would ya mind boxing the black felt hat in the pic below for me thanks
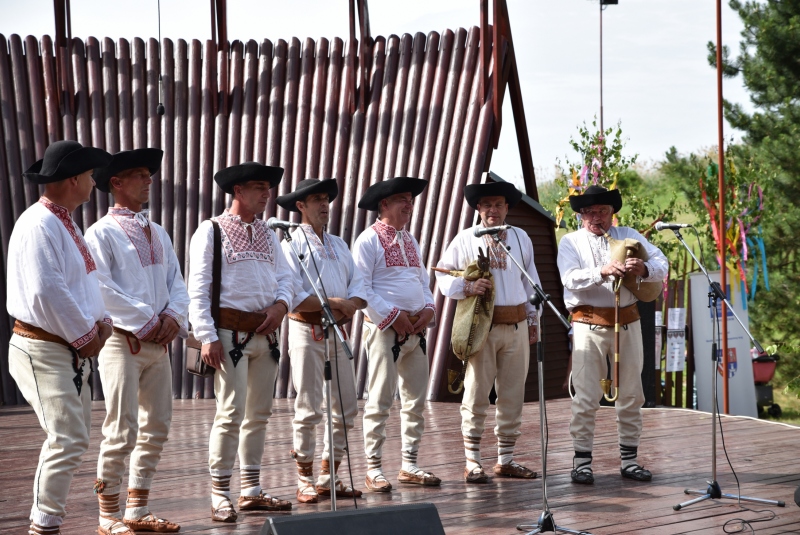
[23,140,112,185]
[92,148,164,193]
[568,185,623,213]
[464,181,522,209]
[214,162,284,194]
[276,179,339,212]
[357,177,428,211]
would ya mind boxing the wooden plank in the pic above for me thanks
[1,400,797,534]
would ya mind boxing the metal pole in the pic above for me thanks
[599,1,604,133]
[715,0,729,414]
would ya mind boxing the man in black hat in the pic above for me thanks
[436,178,542,484]
[7,140,113,535]
[85,149,188,534]
[187,162,295,522]
[557,185,667,485]
[276,179,367,504]
[352,177,440,492]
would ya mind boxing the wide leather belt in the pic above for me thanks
[13,320,70,348]
[364,314,420,325]
[288,311,348,327]
[218,307,267,333]
[572,304,640,327]
[491,304,527,325]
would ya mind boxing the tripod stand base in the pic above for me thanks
[517,511,592,534]
[673,480,785,511]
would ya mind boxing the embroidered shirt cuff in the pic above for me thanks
[161,308,185,326]
[102,316,114,327]
[527,314,538,327]
[135,314,160,340]
[591,267,605,285]
[274,299,290,314]
[641,261,654,281]
[377,307,400,331]
[71,324,98,349]
[198,332,219,345]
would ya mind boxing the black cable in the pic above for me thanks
[299,226,358,508]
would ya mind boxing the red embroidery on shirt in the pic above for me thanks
[300,225,337,261]
[39,198,97,274]
[372,220,420,268]
[109,208,164,267]
[482,229,508,270]
[377,307,400,331]
[215,212,275,265]
[71,323,98,349]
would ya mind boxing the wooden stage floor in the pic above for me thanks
[1,398,798,534]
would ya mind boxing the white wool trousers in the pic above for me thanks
[362,323,428,467]
[97,331,173,495]
[570,320,645,452]
[209,328,279,471]
[8,334,92,526]
[460,322,530,446]
[288,320,358,464]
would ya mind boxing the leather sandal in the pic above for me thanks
[365,473,393,493]
[493,461,538,479]
[237,492,292,511]
[570,466,594,485]
[621,464,652,482]
[296,484,319,504]
[398,469,441,486]
[30,523,61,535]
[317,478,363,498]
[123,512,179,533]
[97,517,135,534]
[464,464,490,484]
[210,499,238,523]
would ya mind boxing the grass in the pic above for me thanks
[760,386,800,426]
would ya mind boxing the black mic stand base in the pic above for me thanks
[675,481,785,511]
[517,511,592,535]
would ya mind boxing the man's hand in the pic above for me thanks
[256,303,287,335]
[411,308,435,335]
[528,325,538,345]
[78,328,105,359]
[625,257,648,277]
[153,315,181,345]
[329,297,358,319]
[98,321,113,345]
[391,311,414,339]
[464,278,493,297]
[202,340,224,369]
[140,319,162,343]
[600,259,627,279]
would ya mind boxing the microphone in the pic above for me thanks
[473,224,509,237]
[655,221,692,231]
[267,217,300,231]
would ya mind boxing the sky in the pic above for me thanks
[0,0,752,187]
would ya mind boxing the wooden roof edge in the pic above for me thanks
[487,171,557,224]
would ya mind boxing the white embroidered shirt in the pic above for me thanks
[281,225,367,310]
[6,199,111,349]
[188,211,296,344]
[352,220,435,331]
[85,207,190,339]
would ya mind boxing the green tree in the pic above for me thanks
[708,1,800,390]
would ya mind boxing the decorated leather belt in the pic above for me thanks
[288,311,348,327]
[572,304,640,327]
[364,314,420,325]
[218,308,267,333]
[492,304,527,325]
[13,320,70,348]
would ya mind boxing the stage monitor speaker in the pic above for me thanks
[261,503,445,535]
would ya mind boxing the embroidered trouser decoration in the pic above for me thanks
[391,335,407,362]
[72,351,93,397]
[418,332,426,355]
[268,332,280,363]
[229,331,254,367]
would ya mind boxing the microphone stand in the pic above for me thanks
[668,228,784,511]
[483,232,591,534]
[281,228,354,512]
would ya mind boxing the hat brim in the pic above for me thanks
[24,147,113,185]
[276,179,339,212]
[358,177,428,211]
[464,182,522,210]
[214,163,284,194]
[569,189,623,213]
[93,148,164,193]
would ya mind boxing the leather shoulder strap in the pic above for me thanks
[211,220,222,324]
